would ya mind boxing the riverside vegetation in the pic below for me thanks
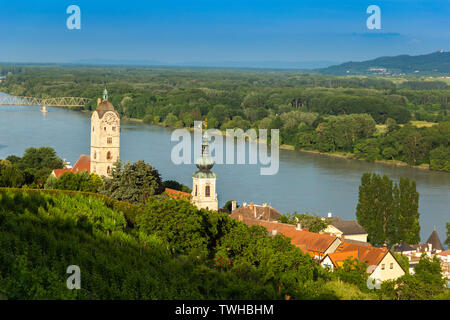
[1,65,449,171]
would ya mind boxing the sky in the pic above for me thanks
[0,0,449,66]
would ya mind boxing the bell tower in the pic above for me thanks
[192,119,218,211]
[90,89,120,177]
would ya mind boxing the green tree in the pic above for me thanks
[430,145,450,171]
[446,222,450,247]
[101,160,164,204]
[278,212,330,233]
[334,258,369,291]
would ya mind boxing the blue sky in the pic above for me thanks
[0,0,449,65]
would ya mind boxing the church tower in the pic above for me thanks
[192,120,218,211]
[90,89,120,177]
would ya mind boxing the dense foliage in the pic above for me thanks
[0,189,379,300]
[356,173,420,247]
[278,212,330,233]
[0,147,64,188]
[100,160,164,204]
[45,171,103,193]
[1,65,449,170]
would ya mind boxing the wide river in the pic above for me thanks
[0,92,449,245]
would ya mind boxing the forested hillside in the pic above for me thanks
[0,65,449,170]
[320,51,450,75]
[0,189,378,300]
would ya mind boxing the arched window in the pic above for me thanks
[94,152,97,160]
[93,126,95,132]
[194,185,198,196]
[205,185,210,197]
[107,166,111,174]
[107,151,112,160]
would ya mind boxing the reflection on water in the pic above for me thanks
[0,94,449,244]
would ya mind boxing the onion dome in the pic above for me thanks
[193,129,217,179]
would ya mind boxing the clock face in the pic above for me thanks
[104,113,116,125]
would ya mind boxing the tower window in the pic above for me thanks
[112,126,116,131]
[205,185,210,197]
[107,166,111,174]
[107,151,112,160]
[194,185,197,196]
[93,127,94,132]
[104,127,106,131]
[107,137,112,144]
[94,152,97,160]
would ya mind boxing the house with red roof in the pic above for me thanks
[51,154,91,178]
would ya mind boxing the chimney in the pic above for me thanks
[231,200,237,212]
[296,223,302,231]
[272,229,278,236]
[263,202,267,207]
[328,212,332,218]
[243,202,247,207]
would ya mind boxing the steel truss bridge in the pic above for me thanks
[0,96,91,107]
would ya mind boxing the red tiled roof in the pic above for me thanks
[438,250,450,257]
[72,154,91,173]
[52,168,72,178]
[337,242,388,267]
[236,217,339,255]
[165,188,191,200]
[325,250,359,268]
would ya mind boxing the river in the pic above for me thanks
[0,92,449,245]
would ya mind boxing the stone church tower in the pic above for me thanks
[90,89,120,177]
[192,122,218,211]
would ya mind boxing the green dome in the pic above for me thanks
[193,171,217,179]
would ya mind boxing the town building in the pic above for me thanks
[90,89,120,177]
[230,202,283,221]
[191,123,218,211]
[51,89,120,179]
[321,214,368,243]
[321,241,406,282]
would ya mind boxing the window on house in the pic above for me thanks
[390,263,393,269]
[381,264,385,270]
[205,185,210,197]
[107,151,112,160]
[107,137,112,144]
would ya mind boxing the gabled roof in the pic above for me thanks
[336,242,389,267]
[235,217,340,254]
[330,217,367,235]
[393,242,416,253]
[230,204,283,222]
[426,230,444,251]
[72,154,90,173]
[164,188,191,200]
[52,168,72,178]
[325,250,360,268]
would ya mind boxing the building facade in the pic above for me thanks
[192,124,218,211]
[90,89,120,177]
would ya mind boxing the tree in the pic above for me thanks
[101,160,164,204]
[334,258,369,291]
[0,164,25,188]
[446,222,450,248]
[162,180,192,193]
[16,147,64,174]
[430,145,450,172]
[278,212,330,233]
[356,173,420,247]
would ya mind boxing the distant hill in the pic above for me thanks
[319,51,450,76]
